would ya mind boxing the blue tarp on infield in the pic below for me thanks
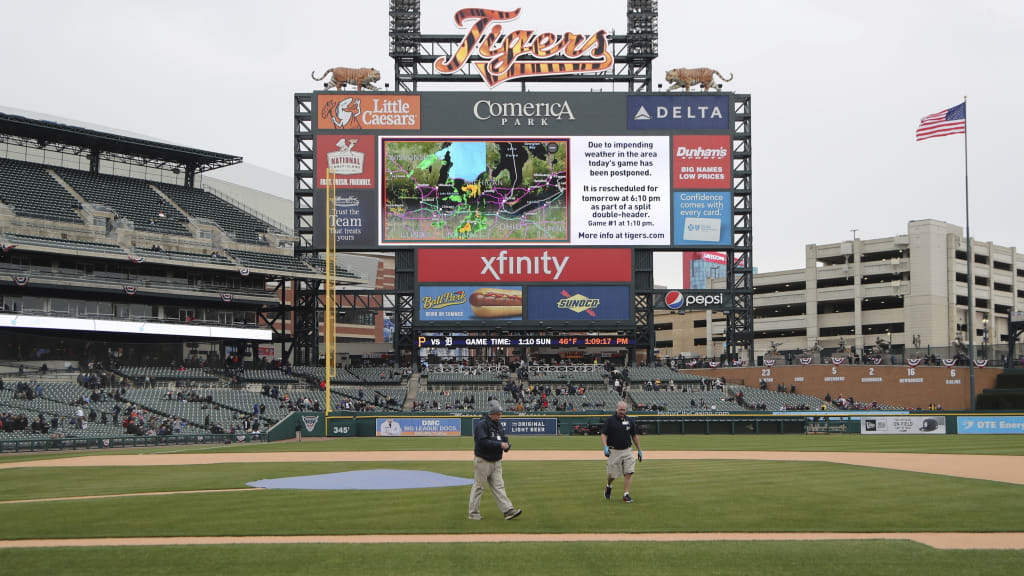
[246,469,474,491]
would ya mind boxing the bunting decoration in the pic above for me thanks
[907,358,923,367]
[974,359,989,368]
[239,268,250,277]
[763,359,776,367]
[831,357,846,365]
[220,293,233,303]
[799,357,813,365]
[128,255,145,264]
[11,274,29,287]
[942,358,958,367]
[123,285,137,296]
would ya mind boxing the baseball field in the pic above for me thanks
[1,435,1023,575]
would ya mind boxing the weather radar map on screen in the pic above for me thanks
[382,139,568,243]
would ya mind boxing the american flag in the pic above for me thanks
[916,102,966,141]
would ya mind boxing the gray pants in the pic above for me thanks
[468,456,514,518]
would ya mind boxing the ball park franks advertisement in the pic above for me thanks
[417,248,631,283]
[419,285,523,322]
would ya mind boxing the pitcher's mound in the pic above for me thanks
[247,469,474,490]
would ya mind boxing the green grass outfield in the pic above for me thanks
[1,541,1023,576]
[2,460,1023,537]
[2,435,1022,574]
[3,433,1024,461]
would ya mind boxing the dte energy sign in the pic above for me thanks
[312,92,734,250]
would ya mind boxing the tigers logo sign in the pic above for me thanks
[434,8,613,87]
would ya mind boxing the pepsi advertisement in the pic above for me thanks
[657,290,729,311]
[525,285,630,322]
[419,285,523,322]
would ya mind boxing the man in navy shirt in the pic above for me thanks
[601,400,642,502]
[468,400,523,520]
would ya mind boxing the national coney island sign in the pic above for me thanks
[434,7,613,87]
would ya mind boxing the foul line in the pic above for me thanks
[0,532,1022,549]
[0,488,261,505]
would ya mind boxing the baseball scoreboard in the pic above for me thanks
[294,2,752,364]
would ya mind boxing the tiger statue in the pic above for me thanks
[311,67,381,91]
[665,68,733,92]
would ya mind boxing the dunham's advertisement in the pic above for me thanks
[672,135,731,189]
[672,191,732,246]
[418,285,523,322]
[861,416,946,435]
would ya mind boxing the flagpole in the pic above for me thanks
[964,95,976,410]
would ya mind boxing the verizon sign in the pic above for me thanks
[418,248,631,283]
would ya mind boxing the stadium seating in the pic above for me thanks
[227,249,315,274]
[133,247,232,266]
[157,183,271,244]
[508,388,620,412]
[629,389,741,413]
[0,158,82,222]
[118,366,218,382]
[54,168,191,236]
[425,371,504,386]
[414,388,497,412]
[237,369,298,384]
[7,233,125,256]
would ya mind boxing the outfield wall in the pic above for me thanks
[687,365,1001,410]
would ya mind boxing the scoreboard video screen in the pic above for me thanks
[416,335,635,348]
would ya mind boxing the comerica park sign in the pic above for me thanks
[434,7,613,87]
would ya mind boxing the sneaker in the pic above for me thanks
[622,494,633,503]
[468,515,482,520]
[503,508,523,520]
[604,485,612,500]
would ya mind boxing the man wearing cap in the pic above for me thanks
[468,399,523,520]
[601,400,642,503]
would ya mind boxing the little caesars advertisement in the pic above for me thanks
[861,416,946,435]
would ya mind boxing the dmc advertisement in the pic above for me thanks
[312,189,379,250]
[381,138,569,244]
[525,285,630,322]
[672,191,732,246]
[473,417,558,436]
[417,248,631,283]
[861,416,946,435]
[315,134,376,189]
[626,94,731,131]
[672,135,731,189]
[957,416,1024,434]
[375,417,461,437]
[419,285,523,322]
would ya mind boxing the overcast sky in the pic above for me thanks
[1,0,1020,278]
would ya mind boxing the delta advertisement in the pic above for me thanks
[626,94,731,131]
[957,416,1024,435]
[525,285,631,322]
[417,248,631,283]
[473,417,558,436]
[375,417,461,437]
[861,416,947,435]
[419,285,522,322]
[672,191,732,246]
